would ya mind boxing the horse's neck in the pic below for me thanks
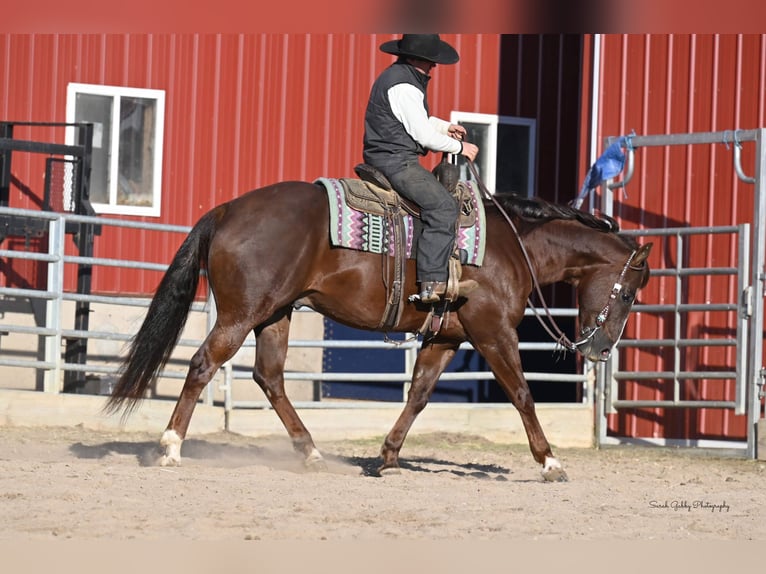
[524,220,620,285]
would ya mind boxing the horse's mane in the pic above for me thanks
[492,194,616,230]
[490,193,639,249]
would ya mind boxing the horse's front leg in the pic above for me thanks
[472,328,568,482]
[379,340,459,475]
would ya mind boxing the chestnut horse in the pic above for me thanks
[106,181,652,481]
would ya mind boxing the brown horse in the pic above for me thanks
[105,180,652,481]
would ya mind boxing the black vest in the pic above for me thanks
[363,61,431,171]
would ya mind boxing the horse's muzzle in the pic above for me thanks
[595,347,612,362]
[574,328,614,362]
[579,345,612,362]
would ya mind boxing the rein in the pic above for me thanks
[467,160,641,355]
[466,160,579,352]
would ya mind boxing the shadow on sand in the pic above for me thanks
[68,437,525,480]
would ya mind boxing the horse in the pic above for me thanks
[105,179,652,481]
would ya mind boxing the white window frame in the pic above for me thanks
[449,111,536,197]
[66,83,165,217]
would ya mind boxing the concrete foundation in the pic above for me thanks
[0,389,595,448]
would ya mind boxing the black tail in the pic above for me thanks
[103,208,221,417]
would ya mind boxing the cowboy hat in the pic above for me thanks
[379,34,459,65]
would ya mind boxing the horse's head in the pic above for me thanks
[573,242,652,362]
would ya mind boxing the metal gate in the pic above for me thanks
[598,224,753,452]
[0,121,100,391]
[593,129,766,458]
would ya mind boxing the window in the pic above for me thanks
[449,112,536,197]
[66,83,165,216]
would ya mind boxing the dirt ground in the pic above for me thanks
[0,424,764,541]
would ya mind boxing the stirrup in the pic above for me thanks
[412,279,478,304]
[418,281,446,304]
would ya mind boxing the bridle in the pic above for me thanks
[570,249,638,351]
[466,159,639,355]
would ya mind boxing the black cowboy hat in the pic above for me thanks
[379,34,459,65]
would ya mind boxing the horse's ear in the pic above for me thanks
[632,242,653,268]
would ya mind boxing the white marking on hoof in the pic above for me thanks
[541,456,568,482]
[304,448,327,471]
[159,429,183,467]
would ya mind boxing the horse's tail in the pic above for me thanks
[103,207,222,418]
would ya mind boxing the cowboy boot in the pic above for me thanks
[419,279,479,303]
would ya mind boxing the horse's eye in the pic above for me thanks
[621,291,635,304]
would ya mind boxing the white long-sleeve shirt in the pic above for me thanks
[387,83,463,155]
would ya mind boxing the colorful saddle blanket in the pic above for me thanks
[316,177,486,267]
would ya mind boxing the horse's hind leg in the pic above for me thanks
[159,323,250,466]
[252,310,325,470]
[379,341,459,474]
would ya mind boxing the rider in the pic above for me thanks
[363,34,480,304]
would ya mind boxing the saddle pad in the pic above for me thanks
[316,177,486,267]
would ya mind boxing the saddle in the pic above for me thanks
[346,163,478,229]
[340,161,476,335]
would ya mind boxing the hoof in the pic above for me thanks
[159,454,181,467]
[159,430,183,467]
[378,465,402,476]
[304,449,327,472]
[542,467,568,482]
[542,456,568,482]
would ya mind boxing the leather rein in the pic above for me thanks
[466,160,635,354]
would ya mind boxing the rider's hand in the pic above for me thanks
[460,142,479,162]
[447,123,467,140]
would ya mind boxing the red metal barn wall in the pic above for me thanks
[590,34,766,442]
[1,34,506,295]
[1,33,585,299]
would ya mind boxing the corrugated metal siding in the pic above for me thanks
[2,33,587,297]
[497,35,584,312]
[0,33,505,296]
[595,34,766,441]
[1,34,69,292]
[498,35,584,207]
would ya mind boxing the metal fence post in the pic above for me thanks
[43,216,65,393]
[403,334,418,402]
[747,129,766,459]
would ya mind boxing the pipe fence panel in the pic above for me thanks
[0,206,590,416]
[595,128,766,458]
[598,225,751,452]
